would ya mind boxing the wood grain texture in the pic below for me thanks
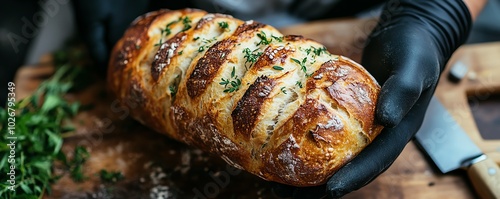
[467,157,500,199]
[436,42,500,164]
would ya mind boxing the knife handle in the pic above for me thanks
[467,156,500,199]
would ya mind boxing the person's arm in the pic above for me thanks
[274,0,487,198]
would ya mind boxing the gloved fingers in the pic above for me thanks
[74,0,150,68]
[362,25,440,127]
[84,23,109,67]
[376,73,424,127]
[72,0,111,67]
[326,88,435,198]
[375,52,440,128]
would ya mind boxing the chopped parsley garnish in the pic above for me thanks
[305,48,312,55]
[202,37,217,44]
[194,37,200,41]
[281,87,287,94]
[303,46,328,57]
[271,35,284,42]
[291,58,306,73]
[295,81,303,88]
[291,57,312,77]
[256,31,272,46]
[196,37,218,53]
[219,78,230,87]
[219,67,241,93]
[224,79,241,93]
[135,44,141,49]
[166,20,177,27]
[178,50,183,55]
[161,27,171,36]
[154,39,163,47]
[156,20,180,47]
[162,28,171,36]
[99,170,124,183]
[272,65,284,70]
[313,46,327,56]
[169,75,180,99]
[158,20,179,46]
[218,21,229,30]
[231,66,236,77]
[169,85,177,97]
[68,146,90,182]
[163,20,178,36]
[181,16,192,31]
[243,48,262,68]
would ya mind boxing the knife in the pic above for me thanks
[415,96,500,199]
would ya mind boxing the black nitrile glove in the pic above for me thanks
[72,0,148,69]
[72,0,193,70]
[273,0,472,198]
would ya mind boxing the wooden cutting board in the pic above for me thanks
[434,42,500,163]
[15,17,500,199]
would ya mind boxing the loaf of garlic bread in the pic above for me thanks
[108,8,383,186]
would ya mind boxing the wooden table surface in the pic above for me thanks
[15,18,500,199]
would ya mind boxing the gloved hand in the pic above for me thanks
[72,0,148,69]
[273,0,472,198]
[72,0,193,69]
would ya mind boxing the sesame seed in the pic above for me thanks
[313,73,323,79]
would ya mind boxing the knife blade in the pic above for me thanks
[415,96,500,199]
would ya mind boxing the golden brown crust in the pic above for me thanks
[151,33,187,81]
[186,40,232,98]
[232,76,277,141]
[108,9,383,187]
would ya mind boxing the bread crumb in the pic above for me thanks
[149,185,172,199]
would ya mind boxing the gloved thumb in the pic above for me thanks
[376,54,441,127]
[376,73,425,127]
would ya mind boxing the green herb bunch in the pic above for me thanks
[0,49,85,198]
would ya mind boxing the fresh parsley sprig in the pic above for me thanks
[256,31,272,46]
[313,46,327,56]
[156,16,192,47]
[161,20,178,37]
[280,87,287,94]
[98,169,124,183]
[303,46,328,57]
[271,35,283,42]
[219,67,242,93]
[0,46,88,198]
[291,57,313,77]
[295,81,303,88]
[181,16,192,32]
[243,48,262,68]
[218,21,229,30]
[256,31,283,46]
